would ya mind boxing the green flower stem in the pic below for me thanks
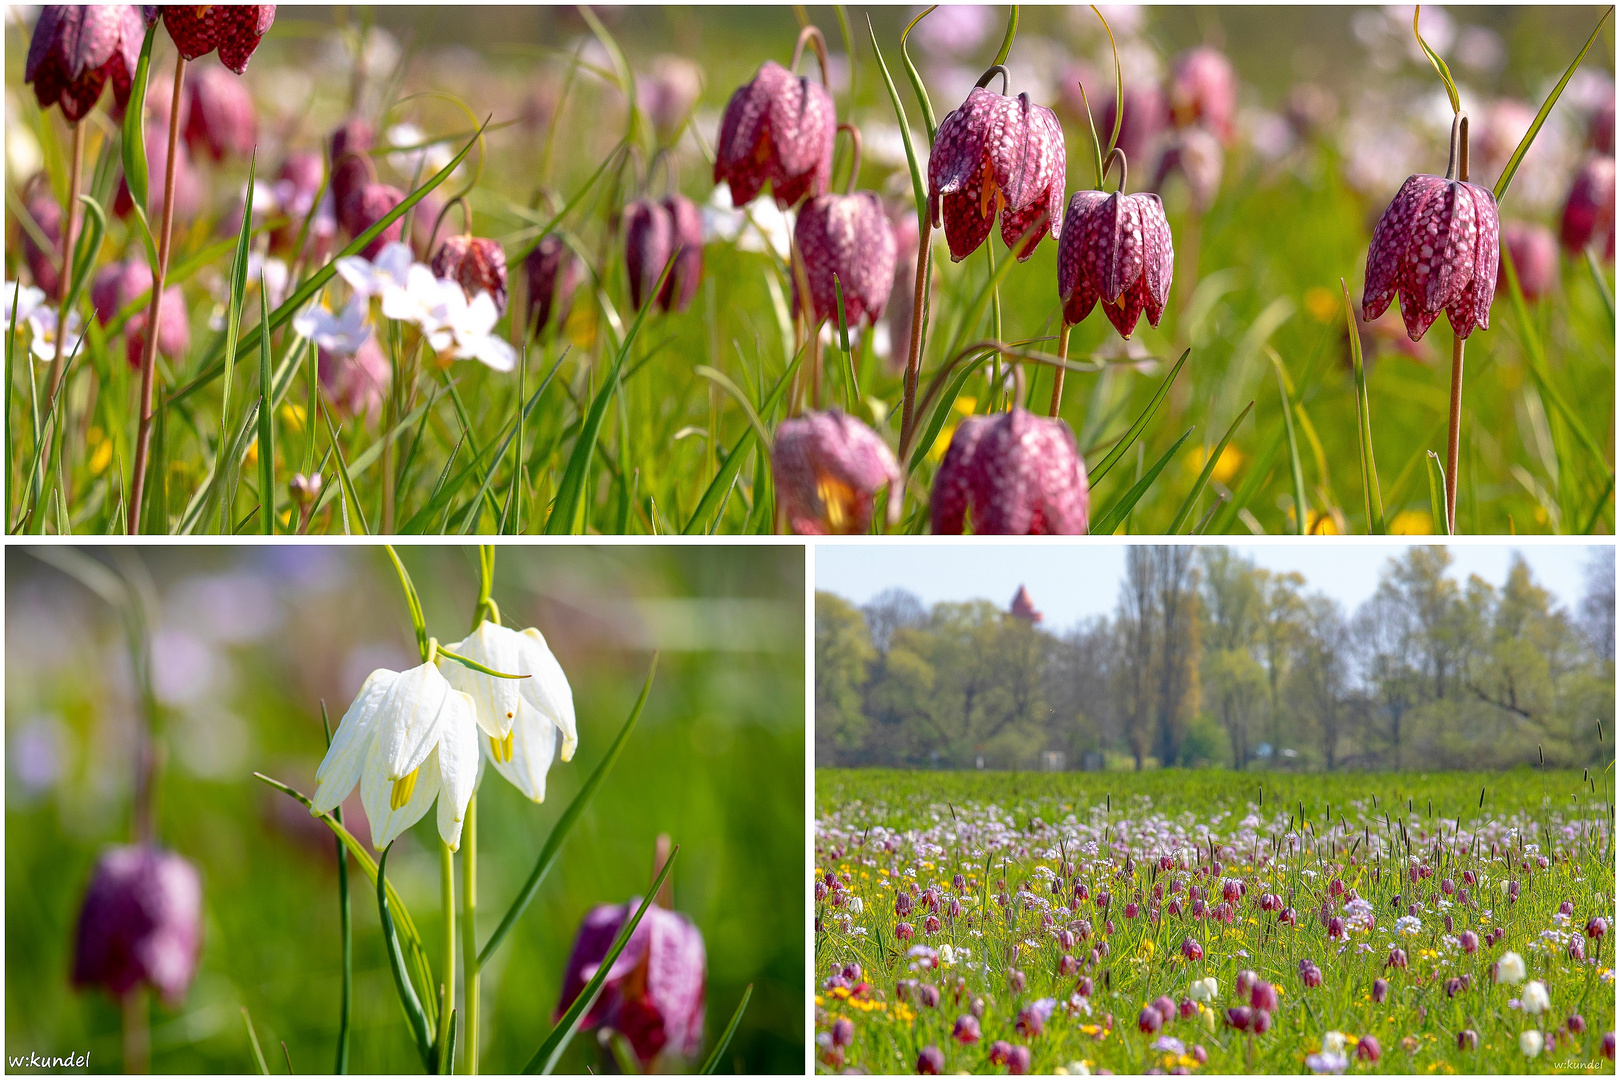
[462,793,480,1074]
[438,839,456,1067]
[1048,323,1071,417]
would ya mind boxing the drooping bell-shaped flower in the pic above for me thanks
[1496,221,1558,300]
[437,621,577,804]
[311,661,480,851]
[931,407,1089,535]
[1153,126,1224,214]
[714,60,835,208]
[638,55,703,143]
[556,899,707,1066]
[341,182,406,260]
[1560,155,1615,259]
[123,285,189,368]
[20,183,63,301]
[182,62,257,161]
[1167,46,1236,145]
[157,4,276,73]
[92,258,153,325]
[328,117,375,212]
[319,336,390,424]
[928,76,1066,261]
[772,409,902,535]
[525,234,578,337]
[1362,172,1500,341]
[793,190,897,327]
[25,5,145,121]
[1057,184,1175,338]
[623,195,704,313]
[432,234,509,316]
[72,844,202,1004]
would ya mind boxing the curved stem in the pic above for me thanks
[898,217,933,458]
[975,64,1010,93]
[835,122,863,195]
[462,793,480,1074]
[1444,113,1470,181]
[128,55,186,534]
[1092,5,1124,160]
[1103,146,1129,195]
[791,24,832,90]
[1049,323,1072,417]
[986,242,1004,409]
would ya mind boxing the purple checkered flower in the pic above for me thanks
[772,409,901,535]
[714,61,835,208]
[1362,172,1500,341]
[931,408,1089,535]
[1057,185,1174,338]
[25,5,145,121]
[72,844,202,1004]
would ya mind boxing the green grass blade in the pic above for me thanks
[1342,280,1385,534]
[1167,400,1253,534]
[1494,6,1614,202]
[323,706,352,1076]
[459,354,564,536]
[62,194,106,318]
[522,847,679,1075]
[479,654,659,967]
[1088,349,1190,483]
[868,17,928,222]
[121,22,157,212]
[321,408,371,535]
[242,1006,270,1075]
[682,344,806,534]
[210,153,257,532]
[377,846,437,1071]
[699,984,755,1074]
[694,365,770,448]
[1090,426,1194,535]
[1272,355,1308,535]
[992,5,1018,66]
[171,120,489,405]
[907,348,992,472]
[1586,246,1615,328]
[256,277,275,534]
[1426,450,1451,536]
[899,8,940,140]
[545,261,670,534]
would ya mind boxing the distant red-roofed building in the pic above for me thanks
[1010,585,1042,624]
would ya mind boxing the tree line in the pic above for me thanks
[816,547,1615,772]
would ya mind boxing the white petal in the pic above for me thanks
[463,333,516,372]
[489,696,559,803]
[439,622,524,739]
[517,627,577,761]
[361,738,442,850]
[376,662,456,780]
[334,256,376,294]
[374,243,415,284]
[312,668,396,812]
[433,689,481,850]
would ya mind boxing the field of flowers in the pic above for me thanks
[4,6,1615,534]
[814,768,1616,1074]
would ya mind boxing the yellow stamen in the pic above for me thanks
[489,731,516,764]
[390,767,420,810]
[817,476,861,534]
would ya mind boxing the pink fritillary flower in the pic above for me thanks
[931,408,1089,535]
[25,4,145,121]
[1560,155,1616,259]
[770,410,905,531]
[623,195,704,314]
[72,844,202,1004]
[1167,46,1237,145]
[793,191,897,327]
[157,5,276,73]
[524,234,579,338]
[1057,186,1174,338]
[927,80,1066,261]
[917,1045,945,1075]
[714,61,835,208]
[1362,172,1500,341]
[183,62,256,161]
[432,234,509,315]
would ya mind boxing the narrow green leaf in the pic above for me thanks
[242,1006,270,1075]
[867,17,927,223]
[1342,280,1385,534]
[1426,450,1452,536]
[907,349,992,473]
[321,407,371,535]
[1413,7,1460,115]
[992,5,1018,66]
[899,8,939,140]
[1167,400,1253,534]
[694,365,770,448]
[1090,426,1194,535]
[1272,355,1308,535]
[121,22,158,212]
[63,194,106,316]
[523,848,679,1074]
[682,344,806,534]
[378,846,437,1071]
[1495,6,1614,202]
[324,705,353,1077]
[700,984,754,1074]
[1088,349,1190,483]
[383,545,430,662]
[256,276,275,534]
[480,654,659,967]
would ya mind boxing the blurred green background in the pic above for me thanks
[5,544,805,1073]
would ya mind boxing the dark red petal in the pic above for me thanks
[928,88,995,209]
[623,199,674,312]
[930,415,991,534]
[940,173,994,263]
[657,194,704,313]
[1136,194,1175,325]
[1363,173,1423,321]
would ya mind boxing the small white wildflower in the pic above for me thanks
[1322,1031,1346,1056]
[1498,951,1527,984]
[1519,1029,1544,1057]
[1521,980,1550,1015]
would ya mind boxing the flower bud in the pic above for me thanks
[183,62,256,161]
[714,59,835,208]
[931,408,1089,535]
